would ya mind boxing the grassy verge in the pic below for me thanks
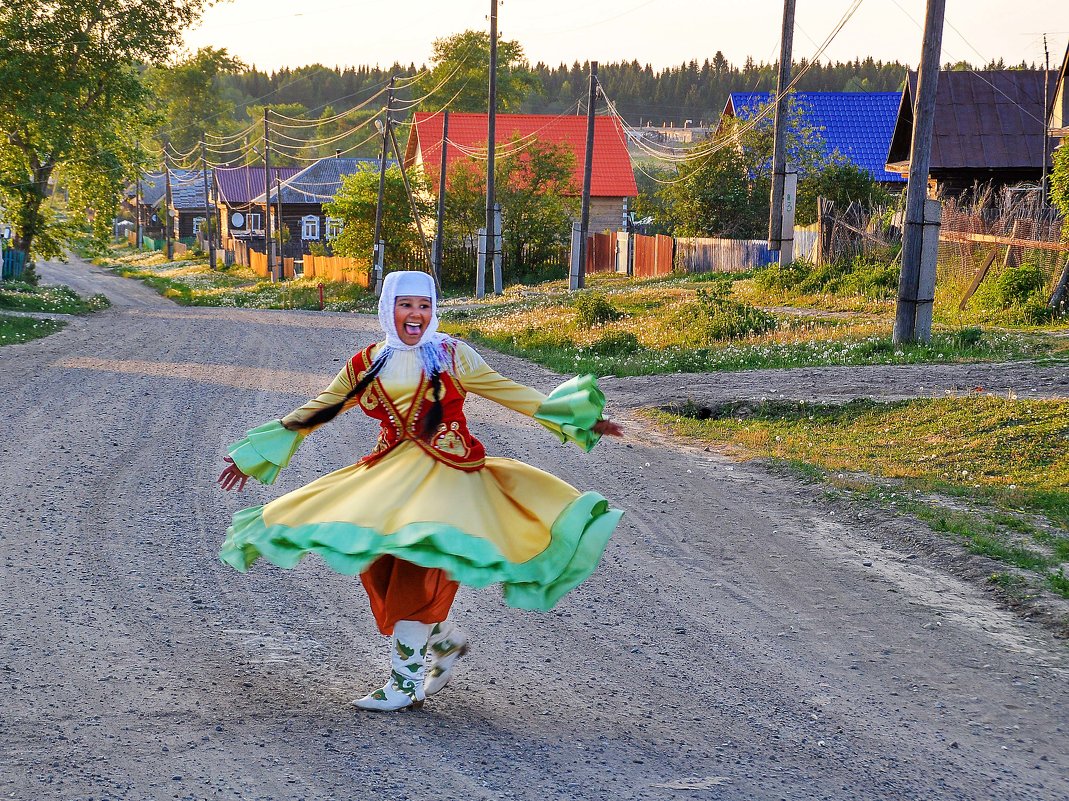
[101,247,376,312]
[0,281,110,314]
[0,314,65,346]
[644,395,1069,600]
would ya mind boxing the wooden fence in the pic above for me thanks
[248,250,295,279]
[585,232,617,274]
[633,233,675,277]
[303,254,369,287]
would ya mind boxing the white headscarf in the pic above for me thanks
[376,271,453,375]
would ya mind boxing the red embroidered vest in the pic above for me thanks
[347,343,486,472]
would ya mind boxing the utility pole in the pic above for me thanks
[135,173,143,250]
[372,78,395,296]
[276,173,285,280]
[433,110,450,286]
[893,0,946,345]
[1042,34,1051,205]
[200,142,215,269]
[388,121,441,293]
[263,107,275,282]
[163,148,173,261]
[768,0,796,256]
[575,60,598,291]
[484,0,499,296]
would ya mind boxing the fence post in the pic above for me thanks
[569,222,582,290]
[913,198,943,341]
[476,228,487,299]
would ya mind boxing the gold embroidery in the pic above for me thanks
[360,385,379,410]
[432,421,468,457]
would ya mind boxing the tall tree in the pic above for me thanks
[415,30,540,113]
[324,167,432,261]
[146,47,244,154]
[0,0,206,262]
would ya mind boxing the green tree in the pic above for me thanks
[443,137,578,279]
[797,160,892,225]
[416,30,540,113]
[324,166,432,261]
[1051,145,1069,222]
[146,47,244,154]
[0,0,205,262]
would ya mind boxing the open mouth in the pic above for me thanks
[404,322,422,336]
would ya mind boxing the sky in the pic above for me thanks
[183,0,1069,74]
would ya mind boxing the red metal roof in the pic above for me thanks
[405,112,637,198]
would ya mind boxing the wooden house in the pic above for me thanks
[1048,43,1069,142]
[886,69,1058,194]
[160,168,216,242]
[403,112,638,233]
[251,156,386,256]
[214,165,301,243]
[719,91,906,187]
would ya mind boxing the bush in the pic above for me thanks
[753,250,899,299]
[952,326,983,348]
[976,262,1048,312]
[572,292,621,328]
[588,330,641,356]
[670,286,777,346]
[752,260,810,293]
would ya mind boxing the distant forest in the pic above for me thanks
[218,53,1036,129]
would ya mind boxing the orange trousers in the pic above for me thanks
[360,556,459,636]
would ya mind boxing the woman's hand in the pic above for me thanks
[593,419,623,437]
[218,456,250,492]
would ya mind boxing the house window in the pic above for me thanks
[248,213,263,234]
[192,217,206,235]
[326,217,343,239]
[302,215,320,240]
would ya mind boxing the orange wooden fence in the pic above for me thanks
[633,233,675,278]
[303,254,369,287]
[585,232,617,274]
[249,250,295,279]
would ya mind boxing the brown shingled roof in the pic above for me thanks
[887,69,1058,171]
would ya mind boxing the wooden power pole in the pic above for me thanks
[200,142,215,270]
[483,0,500,297]
[433,110,450,285]
[768,0,796,257]
[263,107,275,282]
[372,78,395,296]
[575,61,598,291]
[893,0,946,344]
[163,149,173,261]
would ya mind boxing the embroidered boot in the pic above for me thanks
[353,620,432,712]
[423,620,470,697]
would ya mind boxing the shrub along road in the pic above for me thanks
[1,255,1068,800]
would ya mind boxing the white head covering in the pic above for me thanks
[375,271,452,375]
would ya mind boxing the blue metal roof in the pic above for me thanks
[725,91,906,183]
[255,157,396,204]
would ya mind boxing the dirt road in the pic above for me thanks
[2,256,1067,800]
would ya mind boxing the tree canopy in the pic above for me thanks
[415,30,539,113]
[0,0,206,260]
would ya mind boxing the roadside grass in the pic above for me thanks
[102,248,375,312]
[442,271,1061,376]
[0,281,110,314]
[0,314,65,346]
[643,395,1069,600]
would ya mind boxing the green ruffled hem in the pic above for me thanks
[227,420,306,485]
[219,491,622,611]
[533,374,606,453]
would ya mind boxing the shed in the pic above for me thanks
[886,69,1058,193]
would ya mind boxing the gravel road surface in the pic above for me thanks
[1,256,1067,801]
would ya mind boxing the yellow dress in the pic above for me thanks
[220,341,622,611]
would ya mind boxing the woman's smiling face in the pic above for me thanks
[393,295,433,345]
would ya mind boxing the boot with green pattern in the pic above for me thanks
[423,620,470,697]
[353,620,432,712]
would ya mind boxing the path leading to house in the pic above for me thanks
[2,255,1067,801]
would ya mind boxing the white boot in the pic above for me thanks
[353,620,432,712]
[423,620,470,697]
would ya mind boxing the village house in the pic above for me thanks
[403,112,638,233]
[1049,44,1069,143]
[718,91,906,187]
[886,69,1058,194]
[251,155,386,256]
[123,171,167,242]
[159,168,216,242]
[215,165,301,243]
